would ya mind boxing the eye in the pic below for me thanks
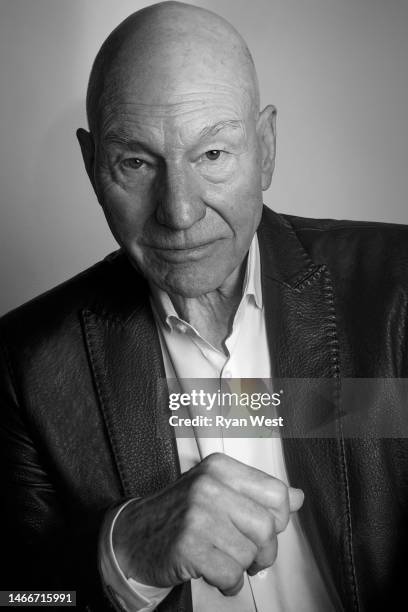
[121,158,144,169]
[205,150,221,161]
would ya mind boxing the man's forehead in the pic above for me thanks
[102,114,247,150]
[100,81,252,117]
[99,92,251,144]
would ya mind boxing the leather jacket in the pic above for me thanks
[1,206,407,611]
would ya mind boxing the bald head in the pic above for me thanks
[86,1,260,136]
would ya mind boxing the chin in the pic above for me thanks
[155,266,229,298]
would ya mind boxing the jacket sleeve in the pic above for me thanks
[0,339,121,611]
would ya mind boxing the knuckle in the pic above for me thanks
[173,526,202,562]
[183,505,204,532]
[172,533,190,561]
[202,452,225,471]
[188,473,219,506]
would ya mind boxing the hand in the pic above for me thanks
[112,453,304,596]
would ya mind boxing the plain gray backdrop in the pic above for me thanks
[1,0,407,315]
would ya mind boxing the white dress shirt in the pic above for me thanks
[100,233,336,612]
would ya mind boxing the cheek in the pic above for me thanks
[97,180,153,243]
[204,162,263,228]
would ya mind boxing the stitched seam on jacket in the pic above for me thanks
[279,213,318,286]
[323,266,360,612]
[294,265,325,291]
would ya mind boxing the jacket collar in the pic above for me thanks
[257,206,319,287]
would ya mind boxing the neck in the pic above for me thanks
[168,260,246,353]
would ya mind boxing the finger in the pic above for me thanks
[247,536,278,576]
[217,483,282,541]
[288,487,304,512]
[184,474,272,569]
[221,572,245,597]
[207,517,258,570]
[204,498,279,576]
[199,548,245,597]
[203,453,289,510]
[202,454,303,524]
[190,476,275,556]
[231,477,290,534]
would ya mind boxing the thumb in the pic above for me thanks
[288,487,304,512]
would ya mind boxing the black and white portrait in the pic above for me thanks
[1,2,407,611]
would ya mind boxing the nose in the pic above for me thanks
[155,163,206,230]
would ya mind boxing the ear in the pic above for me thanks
[256,105,277,191]
[76,128,98,195]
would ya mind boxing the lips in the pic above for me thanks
[152,241,214,251]
[149,240,218,262]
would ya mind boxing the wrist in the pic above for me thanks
[112,498,143,579]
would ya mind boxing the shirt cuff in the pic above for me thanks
[99,499,172,612]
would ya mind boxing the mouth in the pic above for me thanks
[148,240,219,262]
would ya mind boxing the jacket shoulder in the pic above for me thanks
[0,250,147,345]
[286,212,408,241]
[284,213,408,283]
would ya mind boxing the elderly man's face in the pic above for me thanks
[84,85,275,297]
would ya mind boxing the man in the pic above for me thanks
[1,2,407,611]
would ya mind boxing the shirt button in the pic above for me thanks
[177,323,188,334]
[223,370,232,379]
[257,570,267,578]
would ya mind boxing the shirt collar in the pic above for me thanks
[243,231,263,310]
[149,231,263,331]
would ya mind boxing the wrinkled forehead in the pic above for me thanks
[96,74,256,146]
[98,91,253,152]
[100,80,252,124]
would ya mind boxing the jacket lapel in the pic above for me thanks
[81,260,180,499]
[258,208,358,611]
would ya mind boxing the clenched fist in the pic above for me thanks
[112,453,304,596]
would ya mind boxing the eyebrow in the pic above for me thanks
[103,132,151,151]
[102,119,245,149]
[199,120,244,139]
